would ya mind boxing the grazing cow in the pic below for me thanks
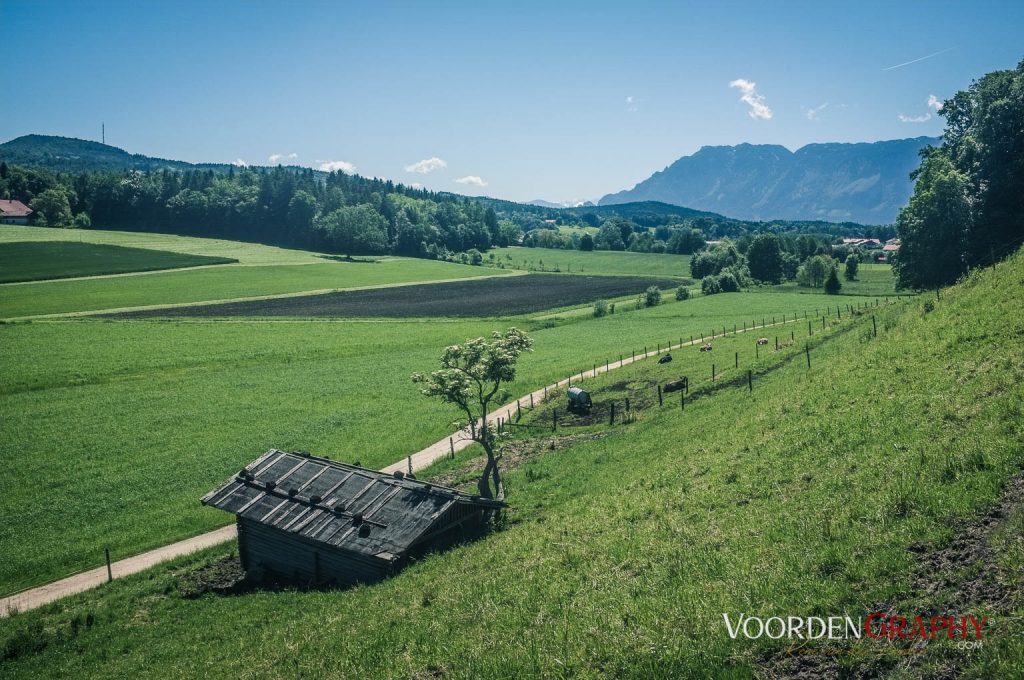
[658,353,673,364]
[664,376,688,393]
[699,343,713,352]
[756,337,769,346]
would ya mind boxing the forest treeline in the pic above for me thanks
[895,58,1024,288]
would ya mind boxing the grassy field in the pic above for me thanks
[1,252,1019,678]
[773,262,898,297]
[0,225,330,265]
[0,260,511,318]
[0,241,236,283]
[0,290,872,595]
[488,246,692,278]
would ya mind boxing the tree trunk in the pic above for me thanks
[477,457,494,499]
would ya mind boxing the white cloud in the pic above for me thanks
[898,113,932,123]
[729,79,773,120]
[454,175,487,187]
[268,152,298,163]
[233,158,248,167]
[625,95,638,112]
[317,160,357,174]
[805,102,829,121]
[927,94,943,112]
[404,157,447,174]
[409,182,424,189]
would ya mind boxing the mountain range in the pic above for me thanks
[599,137,938,224]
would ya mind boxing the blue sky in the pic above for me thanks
[3,0,1022,203]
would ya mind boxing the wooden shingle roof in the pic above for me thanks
[202,450,502,562]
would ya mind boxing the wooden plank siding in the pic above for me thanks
[204,450,503,586]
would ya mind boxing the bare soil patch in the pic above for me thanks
[105,274,682,318]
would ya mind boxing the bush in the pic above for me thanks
[675,285,690,301]
[844,253,859,281]
[644,286,662,307]
[466,248,483,266]
[609,302,616,314]
[824,267,842,294]
[72,212,91,229]
[717,272,740,292]
[701,275,722,295]
[593,299,609,317]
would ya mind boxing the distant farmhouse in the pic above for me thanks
[202,449,502,587]
[879,238,901,263]
[840,238,882,249]
[0,199,32,224]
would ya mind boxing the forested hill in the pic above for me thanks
[600,137,939,224]
[0,135,252,174]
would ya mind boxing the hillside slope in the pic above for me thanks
[600,137,939,224]
[0,135,249,174]
[1,254,1021,677]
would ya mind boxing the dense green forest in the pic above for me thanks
[0,163,511,258]
[895,58,1024,288]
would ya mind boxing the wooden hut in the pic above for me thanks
[202,449,503,586]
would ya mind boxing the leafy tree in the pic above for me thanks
[897,59,1024,286]
[593,299,609,317]
[287,190,318,233]
[644,286,662,307]
[824,266,842,295]
[29,187,73,226]
[893,151,972,289]
[315,204,389,256]
[717,271,740,292]
[72,212,91,229]
[595,221,626,250]
[797,254,833,288]
[746,232,786,283]
[412,328,533,501]
[579,233,594,251]
[844,253,859,281]
[690,242,744,278]
[701,275,722,295]
[675,285,690,300]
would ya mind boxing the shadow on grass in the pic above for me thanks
[316,255,381,263]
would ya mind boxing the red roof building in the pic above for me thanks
[0,200,33,225]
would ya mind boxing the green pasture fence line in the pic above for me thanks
[546,296,909,431]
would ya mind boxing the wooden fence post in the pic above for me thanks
[609,402,615,425]
[450,437,455,459]
[873,316,877,337]
[748,370,752,392]
[517,401,522,421]
[808,320,812,336]
[775,337,779,350]
[530,393,535,409]
[408,455,413,475]
[658,384,663,406]
[805,345,811,369]
[712,364,716,381]
[681,391,685,410]
[106,547,113,583]
[756,344,759,359]
[735,351,738,368]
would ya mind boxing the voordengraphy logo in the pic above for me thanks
[723,613,987,641]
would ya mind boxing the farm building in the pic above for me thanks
[202,449,503,586]
[0,199,32,224]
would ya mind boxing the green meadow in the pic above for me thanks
[0,287,854,595]
[0,225,330,265]
[0,241,236,283]
[1,249,1019,679]
[488,245,693,278]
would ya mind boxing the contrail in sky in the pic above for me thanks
[883,47,956,71]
